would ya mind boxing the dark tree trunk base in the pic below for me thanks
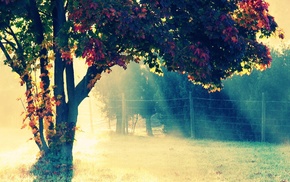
[30,148,74,182]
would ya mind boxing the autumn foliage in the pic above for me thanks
[66,0,283,91]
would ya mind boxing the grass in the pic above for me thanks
[0,130,289,182]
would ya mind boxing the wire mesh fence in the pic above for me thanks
[192,94,290,142]
[80,93,290,143]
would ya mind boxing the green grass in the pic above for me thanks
[0,131,289,182]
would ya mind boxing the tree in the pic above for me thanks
[223,48,290,142]
[95,63,157,135]
[151,69,199,136]
[225,48,290,101]
[0,0,283,178]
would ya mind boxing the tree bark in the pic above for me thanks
[50,0,104,174]
[146,116,153,136]
[52,0,66,125]
[51,0,75,174]
[116,114,122,134]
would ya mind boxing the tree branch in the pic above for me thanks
[75,65,104,106]
[0,41,12,61]
[0,41,24,76]
[2,37,17,50]
[5,26,23,52]
[39,118,49,152]
[27,0,51,151]
[66,62,76,114]
[3,25,26,72]
[27,0,44,43]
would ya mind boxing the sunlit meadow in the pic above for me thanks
[0,125,290,182]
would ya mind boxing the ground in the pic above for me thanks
[1,127,289,182]
[72,132,290,182]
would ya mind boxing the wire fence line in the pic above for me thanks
[191,93,290,143]
[80,93,290,143]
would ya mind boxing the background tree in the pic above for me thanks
[149,69,196,136]
[95,63,157,135]
[0,0,283,179]
[224,48,290,142]
[224,48,290,101]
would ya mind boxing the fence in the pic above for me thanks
[201,92,290,142]
[82,92,290,143]
[191,92,290,142]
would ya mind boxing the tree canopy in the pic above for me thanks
[67,0,284,91]
[0,0,283,178]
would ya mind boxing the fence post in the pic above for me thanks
[261,92,266,142]
[189,92,195,138]
[122,93,126,134]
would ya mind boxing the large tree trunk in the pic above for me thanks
[31,0,75,178]
[31,1,104,179]
[31,98,78,180]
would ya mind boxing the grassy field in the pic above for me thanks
[0,130,289,182]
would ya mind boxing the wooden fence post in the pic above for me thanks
[122,93,126,134]
[261,92,266,142]
[189,92,195,138]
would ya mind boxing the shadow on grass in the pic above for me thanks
[29,155,73,182]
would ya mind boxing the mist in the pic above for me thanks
[223,49,290,142]
[0,54,33,152]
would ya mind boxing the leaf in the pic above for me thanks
[96,73,101,80]
[55,100,61,106]
[21,123,27,129]
[26,138,33,142]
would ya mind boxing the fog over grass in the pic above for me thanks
[1,129,290,181]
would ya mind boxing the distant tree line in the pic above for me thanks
[94,48,290,142]
[224,48,290,102]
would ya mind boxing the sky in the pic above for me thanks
[265,0,290,46]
